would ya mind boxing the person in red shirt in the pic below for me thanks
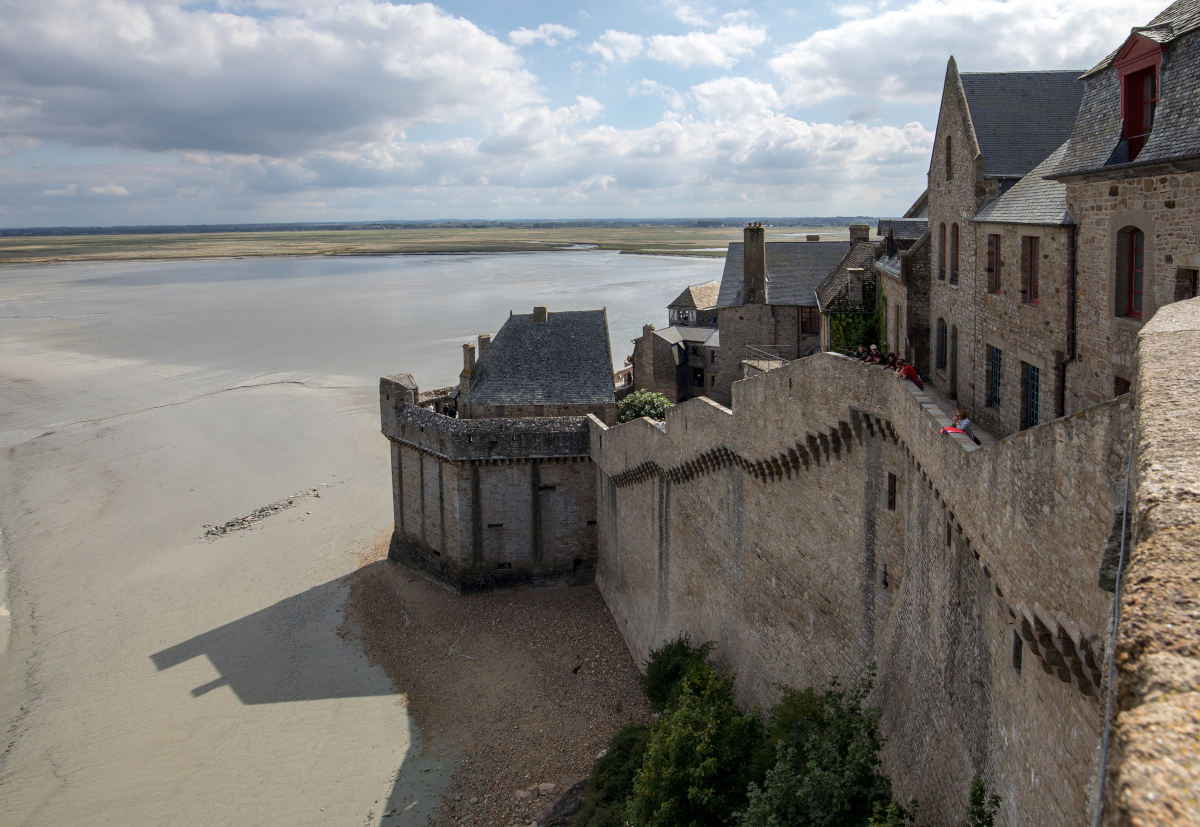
[896,358,924,390]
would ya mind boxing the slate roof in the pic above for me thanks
[815,242,879,314]
[466,309,615,407]
[1055,4,1200,177]
[717,242,850,308]
[974,142,1071,225]
[959,71,1084,178]
[877,218,929,241]
[1083,0,1200,75]
[668,280,720,310]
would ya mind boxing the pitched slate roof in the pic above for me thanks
[668,280,720,310]
[1083,0,1200,75]
[877,218,929,241]
[1055,4,1200,177]
[974,142,1071,225]
[959,71,1084,178]
[815,242,879,314]
[717,242,850,308]
[466,309,615,407]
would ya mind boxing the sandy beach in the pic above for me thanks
[0,255,665,825]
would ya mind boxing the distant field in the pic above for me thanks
[0,225,852,264]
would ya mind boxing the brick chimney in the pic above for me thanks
[847,267,865,309]
[850,224,870,243]
[532,306,549,324]
[643,323,655,338]
[743,222,766,304]
[477,333,491,356]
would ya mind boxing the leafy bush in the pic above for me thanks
[737,670,896,827]
[617,390,673,423]
[576,723,652,827]
[641,634,715,712]
[627,662,765,826]
[966,778,1001,827]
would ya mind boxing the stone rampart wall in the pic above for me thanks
[590,352,1132,825]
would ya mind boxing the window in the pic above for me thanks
[945,135,953,181]
[950,224,959,285]
[1021,362,1040,430]
[692,368,704,387]
[1114,376,1131,396]
[1116,227,1145,318]
[936,319,947,370]
[1012,631,1023,673]
[938,224,946,281]
[887,473,897,510]
[986,234,1001,292]
[800,306,820,335]
[1021,236,1039,303]
[1175,269,1198,302]
[986,345,1002,410]
[1124,66,1158,160]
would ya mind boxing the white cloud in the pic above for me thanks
[646,24,766,69]
[0,1,540,156]
[88,184,130,197]
[773,0,1167,104]
[588,30,645,63]
[663,0,713,27]
[630,80,686,111]
[690,77,780,120]
[510,23,577,47]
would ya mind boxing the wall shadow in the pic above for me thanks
[150,574,394,704]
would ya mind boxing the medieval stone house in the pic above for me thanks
[874,208,931,371]
[631,280,721,402]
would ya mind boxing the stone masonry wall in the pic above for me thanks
[1103,297,1200,826]
[381,376,598,591]
[1065,170,1200,412]
[714,303,817,406]
[590,353,1131,825]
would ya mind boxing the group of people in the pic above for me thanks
[850,344,924,391]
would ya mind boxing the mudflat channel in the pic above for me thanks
[0,252,718,825]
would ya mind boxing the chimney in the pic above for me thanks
[477,333,491,356]
[806,234,820,242]
[850,224,870,243]
[532,306,549,324]
[847,267,865,309]
[459,342,475,397]
[743,222,766,304]
[643,323,656,338]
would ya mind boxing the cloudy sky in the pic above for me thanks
[0,0,1166,227]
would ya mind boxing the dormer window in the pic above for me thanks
[1114,35,1163,162]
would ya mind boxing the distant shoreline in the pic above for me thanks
[0,224,852,265]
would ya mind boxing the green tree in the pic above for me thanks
[966,778,1001,827]
[576,723,653,827]
[627,662,765,826]
[736,669,896,827]
[617,389,673,423]
[640,634,715,712]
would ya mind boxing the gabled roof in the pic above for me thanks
[653,325,718,346]
[466,309,615,407]
[959,71,1084,178]
[815,242,879,314]
[668,280,720,310]
[717,242,850,308]
[877,218,929,241]
[1053,1,1200,178]
[974,142,1071,225]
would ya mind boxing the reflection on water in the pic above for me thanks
[0,251,724,388]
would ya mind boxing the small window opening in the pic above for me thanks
[1012,631,1023,673]
[886,473,897,511]
[487,522,503,529]
[1114,376,1131,397]
[496,561,512,570]
[945,521,952,549]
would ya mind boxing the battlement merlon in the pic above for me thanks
[380,374,591,461]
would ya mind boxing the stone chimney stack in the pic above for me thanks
[643,323,655,338]
[847,267,865,309]
[477,333,491,356]
[532,306,549,324]
[850,224,870,244]
[743,222,766,304]
[459,342,475,397]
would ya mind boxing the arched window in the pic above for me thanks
[945,135,953,181]
[950,223,959,284]
[938,223,947,281]
[1116,226,1146,318]
[936,318,947,370]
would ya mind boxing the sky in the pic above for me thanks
[0,0,1168,227]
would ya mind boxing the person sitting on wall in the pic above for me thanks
[896,358,924,390]
[952,409,980,444]
[852,344,869,361]
[884,352,899,370]
[866,345,883,365]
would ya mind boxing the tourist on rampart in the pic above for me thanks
[852,344,869,361]
[884,353,898,370]
[866,345,882,364]
[953,410,980,444]
[896,358,924,390]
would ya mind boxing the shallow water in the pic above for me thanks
[0,251,724,389]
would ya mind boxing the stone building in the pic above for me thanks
[1049,0,1200,411]
[814,241,880,351]
[631,280,721,402]
[924,61,1085,434]
[874,208,930,370]
[456,306,617,424]
[712,223,872,405]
